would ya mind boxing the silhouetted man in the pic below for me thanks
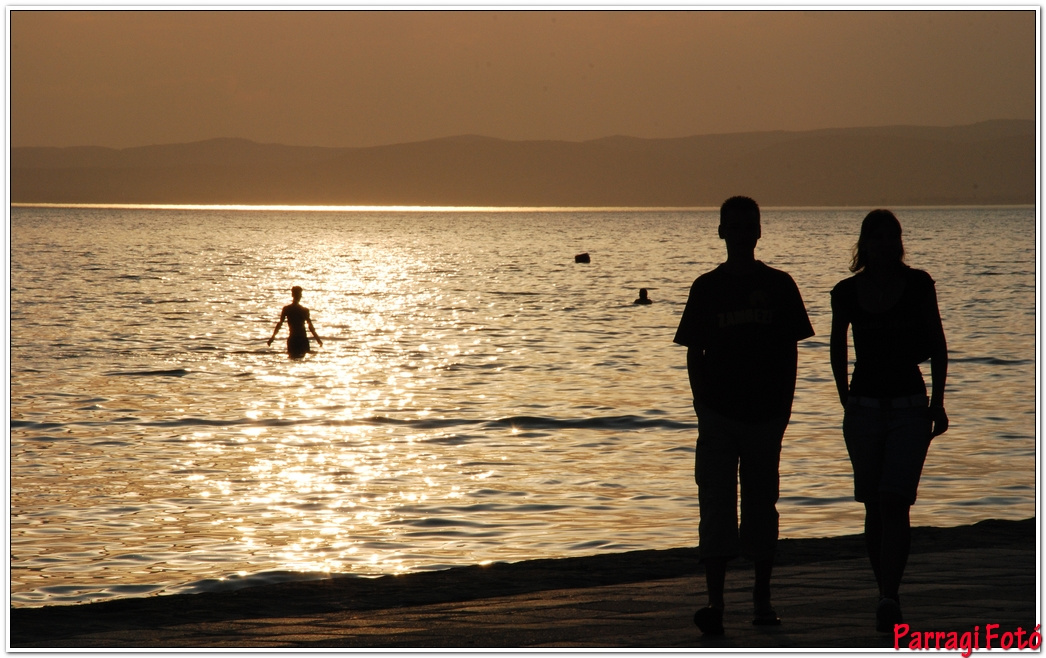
[268,286,323,358]
[673,196,813,635]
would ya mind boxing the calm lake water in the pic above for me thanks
[9,205,1036,607]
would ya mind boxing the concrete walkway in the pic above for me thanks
[10,518,1036,649]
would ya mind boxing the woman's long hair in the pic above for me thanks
[850,209,905,273]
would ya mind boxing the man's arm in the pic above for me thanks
[686,347,704,410]
[786,275,815,342]
[307,318,323,347]
[267,309,285,346]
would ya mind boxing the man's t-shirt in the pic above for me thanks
[674,261,814,421]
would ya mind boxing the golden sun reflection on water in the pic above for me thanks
[210,408,504,576]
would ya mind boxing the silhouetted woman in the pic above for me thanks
[268,286,323,358]
[830,210,948,633]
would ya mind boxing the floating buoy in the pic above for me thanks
[574,252,590,263]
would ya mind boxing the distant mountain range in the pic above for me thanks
[11,120,1034,207]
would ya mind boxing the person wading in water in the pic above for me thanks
[268,286,323,358]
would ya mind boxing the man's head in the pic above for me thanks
[718,196,761,249]
[291,286,303,301]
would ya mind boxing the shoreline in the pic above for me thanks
[10,517,1035,647]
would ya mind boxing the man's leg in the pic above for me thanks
[693,409,740,634]
[693,556,728,635]
[703,557,728,610]
[738,417,785,624]
[753,556,774,613]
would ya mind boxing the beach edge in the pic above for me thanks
[10,517,1036,646]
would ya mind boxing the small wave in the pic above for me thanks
[484,415,694,431]
[400,517,488,528]
[106,584,165,595]
[176,570,337,596]
[779,495,854,507]
[16,413,697,433]
[436,502,569,514]
[951,356,1032,366]
[954,496,1029,507]
[106,368,191,377]
[11,420,63,430]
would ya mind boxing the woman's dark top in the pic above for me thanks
[831,266,940,399]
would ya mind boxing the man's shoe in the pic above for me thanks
[694,606,725,635]
[752,605,781,626]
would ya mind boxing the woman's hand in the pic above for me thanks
[929,404,949,437]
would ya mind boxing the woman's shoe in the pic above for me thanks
[876,597,903,633]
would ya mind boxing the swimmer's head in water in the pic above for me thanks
[291,286,303,301]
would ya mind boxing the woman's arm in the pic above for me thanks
[830,309,851,408]
[928,351,949,437]
[925,282,949,436]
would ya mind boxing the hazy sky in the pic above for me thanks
[10,9,1036,149]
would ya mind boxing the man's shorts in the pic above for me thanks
[695,405,789,561]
